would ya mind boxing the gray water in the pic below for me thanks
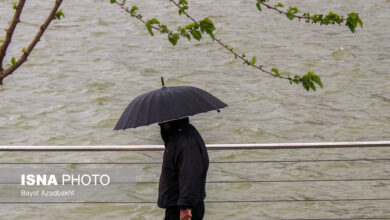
[0,0,390,219]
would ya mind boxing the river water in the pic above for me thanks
[0,0,389,219]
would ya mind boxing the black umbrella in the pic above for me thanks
[114,77,227,130]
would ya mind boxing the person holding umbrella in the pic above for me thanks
[158,117,208,220]
[114,78,227,220]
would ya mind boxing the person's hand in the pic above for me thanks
[180,208,192,220]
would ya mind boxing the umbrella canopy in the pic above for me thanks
[114,83,227,130]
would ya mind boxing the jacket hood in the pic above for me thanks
[159,117,190,145]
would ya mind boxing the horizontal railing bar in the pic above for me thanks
[212,158,390,163]
[2,178,390,185]
[1,198,390,203]
[283,218,390,220]
[2,158,390,164]
[206,198,390,203]
[133,178,390,184]
[0,141,389,151]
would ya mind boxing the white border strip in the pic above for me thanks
[0,141,389,151]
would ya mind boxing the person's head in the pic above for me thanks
[158,117,189,131]
[158,117,189,143]
[159,122,171,131]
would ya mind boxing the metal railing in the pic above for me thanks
[0,141,389,151]
[1,141,390,219]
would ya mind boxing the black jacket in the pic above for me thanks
[157,118,209,209]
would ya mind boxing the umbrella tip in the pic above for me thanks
[161,76,165,87]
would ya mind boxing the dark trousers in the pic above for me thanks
[164,201,205,220]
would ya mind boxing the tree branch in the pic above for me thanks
[169,0,286,79]
[115,2,199,46]
[0,0,64,85]
[257,1,363,33]
[115,2,163,33]
[260,2,306,19]
[114,0,324,91]
[0,0,26,71]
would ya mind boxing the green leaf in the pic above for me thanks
[190,30,202,41]
[183,33,191,41]
[286,13,294,20]
[207,31,215,40]
[159,25,169,34]
[179,0,188,5]
[178,0,188,15]
[199,17,215,40]
[55,9,65,20]
[12,2,18,10]
[358,16,363,28]
[178,5,188,15]
[146,24,153,36]
[289,7,300,14]
[309,81,316,91]
[185,23,197,30]
[199,18,214,32]
[309,71,323,88]
[168,33,179,46]
[145,18,160,36]
[251,56,257,65]
[286,7,299,20]
[110,0,116,4]
[0,39,3,43]
[130,6,138,13]
[178,27,191,40]
[298,72,323,91]
[256,2,262,11]
[271,68,280,77]
[179,27,185,34]
[276,3,284,8]
[303,83,310,91]
[11,57,16,66]
[147,18,160,25]
[346,12,362,33]
[21,47,25,53]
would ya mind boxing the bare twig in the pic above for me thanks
[0,0,64,85]
[0,0,26,71]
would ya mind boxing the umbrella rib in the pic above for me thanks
[130,94,150,128]
[144,90,159,126]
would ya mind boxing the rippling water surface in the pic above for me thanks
[0,0,389,219]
